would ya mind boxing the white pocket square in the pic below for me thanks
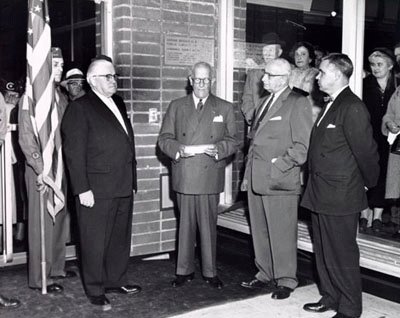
[269,116,282,121]
[327,124,336,128]
[213,115,223,122]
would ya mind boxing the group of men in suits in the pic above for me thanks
[240,53,379,318]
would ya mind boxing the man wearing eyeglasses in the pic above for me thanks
[158,61,238,290]
[60,68,86,101]
[240,58,313,300]
[62,56,140,311]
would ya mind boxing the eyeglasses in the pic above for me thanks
[263,71,287,78]
[192,78,211,85]
[68,82,83,87]
[92,74,118,81]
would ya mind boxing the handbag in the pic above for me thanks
[391,134,400,155]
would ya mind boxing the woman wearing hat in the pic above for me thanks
[360,48,397,233]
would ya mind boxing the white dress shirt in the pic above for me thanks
[316,85,348,127]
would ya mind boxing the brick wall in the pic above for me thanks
[111,0,221,256]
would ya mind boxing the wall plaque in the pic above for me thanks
[165,35,214,66]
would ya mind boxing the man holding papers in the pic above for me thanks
[241,58,313,300]
[158,61,238,289]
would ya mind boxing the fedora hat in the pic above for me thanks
[261,32,286,47]
[61,68,85,87]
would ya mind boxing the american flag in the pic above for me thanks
[23,0,65,219]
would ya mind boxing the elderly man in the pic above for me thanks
[301,54,379,318]
[240,58,313,300]
[60,68,86,101]
[19,47,74,294]
[158,61,238,289]
[241,33,285,124]
[62,56,140,311]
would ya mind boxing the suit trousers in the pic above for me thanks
[247,190,299,290]
[77,196,133,296]
[25,165,69,288]
[176,193,219,277]
[311,212,362,318]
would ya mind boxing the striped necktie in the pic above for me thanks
[251,94,275,132]
[197,99,203,112]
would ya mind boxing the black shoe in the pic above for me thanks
[51,270,77,279]
[30,283,64,294]
[0,294,21,309]
[87,295,111,311]
[105,285,141,295]
[332,313,357,318]
[203,276,223,289]
[372,219,382,232]
[359,218,368,232]
[303,301,334,313]
[171,273,195,287]
[271,286,292,299]
[241,278,276,292]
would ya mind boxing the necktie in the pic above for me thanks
[251,94,275,132]
[197,99,204,112]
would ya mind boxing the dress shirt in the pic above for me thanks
[316,85,348,127]
[192,94,209,109]
[93,90,128,134]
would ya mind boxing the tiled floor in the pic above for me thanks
[172,284,400,318]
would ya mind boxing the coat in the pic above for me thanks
[301,87,380,215]
[61,89,137,199]
[244,86,313,195]
[158,93,238,195]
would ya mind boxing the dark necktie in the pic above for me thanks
[251,94,275,132]
[197,99,203,112]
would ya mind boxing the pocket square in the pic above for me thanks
[269,116,282,121]
[213,115,223,122]
[327,124,336,128]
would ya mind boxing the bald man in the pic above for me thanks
[62,56,140,310]
[241,58,313,300]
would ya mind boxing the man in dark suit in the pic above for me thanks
[61,56,141,311]
[301,53,379,318]
[158,61,238,289]
[241,33,285,125]
[240,58,313,300]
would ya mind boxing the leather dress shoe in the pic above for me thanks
[241,279,276,292]
[51,270,77,279]
[0,294,21,309]
[332,313,357,318]
[303,301,334,313]
[203,276,223,289]
[30,283,63,294]
[87,295,111,311]
[271,286,293,300]
[171,273,195,287]
[105,285,142,295]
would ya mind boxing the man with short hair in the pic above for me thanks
[240,58,313,300]
[60,68,86,101]
[158,61,238,290]
[241,33,285,124]
[62,56,141,311]
[301,53,379,318]
[19,47,74,294]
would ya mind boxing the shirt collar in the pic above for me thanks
[329,85,348,102]
[192,93,209,106]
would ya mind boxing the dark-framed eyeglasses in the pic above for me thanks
[92,74,118,81]
[263,71,287,78]
[192,77,211,85]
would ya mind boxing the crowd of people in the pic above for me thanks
[0,36,400,318]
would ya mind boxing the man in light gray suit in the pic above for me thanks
[241,58,313,299]
[158,62,238,289]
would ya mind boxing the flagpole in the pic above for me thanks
[39,191,47,294]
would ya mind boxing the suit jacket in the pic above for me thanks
[244,87,313,195]
[301,87,379,215]
[241,68,269,124]
[61,89,137,199]
[158,94,238,195]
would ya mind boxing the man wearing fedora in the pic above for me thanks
[241,32,285,125]
[61,68,86,101]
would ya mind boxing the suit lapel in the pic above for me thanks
[255,87,291,136]
[182,95,199,142]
